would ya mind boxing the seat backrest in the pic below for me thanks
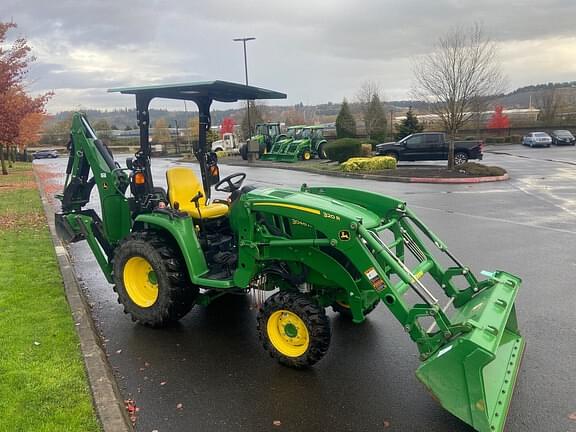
[166,167,206,208]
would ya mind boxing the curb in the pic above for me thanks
[217,159,510,184]
[33,168,132,432]
[407,173,509,184]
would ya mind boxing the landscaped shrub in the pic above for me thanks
[457,162,506,176]
[340,156,397,172]
[484,136,506,144]
[324,138,362,163]
[360,143,372,156]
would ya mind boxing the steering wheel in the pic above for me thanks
[214,172,246,193]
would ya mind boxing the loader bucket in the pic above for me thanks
[416,271,525,432]
[260,153,278,161]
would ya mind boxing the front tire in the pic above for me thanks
[112,231,198,327]
[454,151,469,165]
[301,150,312,161]
[257,291,331,368]
[382,152,398,162]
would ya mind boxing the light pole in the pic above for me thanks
[233,37,256,137]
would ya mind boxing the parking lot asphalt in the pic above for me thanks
[35,144,576,432]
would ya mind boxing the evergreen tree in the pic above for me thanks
[335,99,356,138]
[365,94,387,141]
[395,107,424,140]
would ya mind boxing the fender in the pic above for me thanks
[134,213,209,282]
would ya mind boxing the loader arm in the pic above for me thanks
[233,184,524,432]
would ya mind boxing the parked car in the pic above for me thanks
[375,132,483,165]
[33,149,59,159]
[522,132,551,147]
[550,130,575,146]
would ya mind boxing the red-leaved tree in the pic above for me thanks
[220,117,235,137]
[487,105,510,131]
[0,21,52,173]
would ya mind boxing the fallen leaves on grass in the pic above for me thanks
[0,211,45,230]
[0,181,36,191]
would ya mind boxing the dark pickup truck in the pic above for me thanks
[376,132,483,165]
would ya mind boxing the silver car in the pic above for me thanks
[522,132,552,148]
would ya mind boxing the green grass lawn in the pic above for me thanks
[0,163,100,432]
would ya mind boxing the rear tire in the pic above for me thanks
[318,143,327,159]
[240,144,248,160]
[112,231,198,327]
[257,291,331,368]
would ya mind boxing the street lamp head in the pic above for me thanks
[233,37,256,42]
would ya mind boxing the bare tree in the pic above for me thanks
[537,88,560,126]
[412,23,505,168]
[356,80,384,138]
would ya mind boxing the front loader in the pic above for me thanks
[260,125,306,161]
[261,125,328,162]
[55,80,524,432]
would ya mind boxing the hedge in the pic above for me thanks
[340,156,397,172]
[324,138,362,162]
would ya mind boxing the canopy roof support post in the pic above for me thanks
[194,96,213,201]
[136,93,154,192]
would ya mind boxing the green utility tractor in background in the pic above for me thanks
[260,125,306,161]
[261,125,328,162]
[55,80,524,432]
[239,122,284,160]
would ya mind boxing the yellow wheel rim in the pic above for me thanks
[123,256,159,308]
[267,310,310,357]
[303,151,311,160]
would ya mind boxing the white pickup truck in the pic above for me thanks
[211,133,239,152]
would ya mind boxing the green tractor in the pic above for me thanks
[261,125,328,162]
[55,81,524,432]
[239,122,284,160]
[260,125,306,161]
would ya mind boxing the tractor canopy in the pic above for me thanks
[108,81,286,199]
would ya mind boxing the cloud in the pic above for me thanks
[3,0,576,112]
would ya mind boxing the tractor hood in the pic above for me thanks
[244,187,382,228]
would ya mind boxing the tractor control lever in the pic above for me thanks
[190,191,204,206]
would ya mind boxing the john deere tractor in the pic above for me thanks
[260,125,305,161]
[239,122,284,160]
[55,81,524,432]
[261,125,328,162]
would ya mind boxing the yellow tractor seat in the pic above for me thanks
[165,167,228,219]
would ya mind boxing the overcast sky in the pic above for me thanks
[3,0,576,113]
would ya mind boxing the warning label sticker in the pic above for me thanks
[364,267,385,291]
